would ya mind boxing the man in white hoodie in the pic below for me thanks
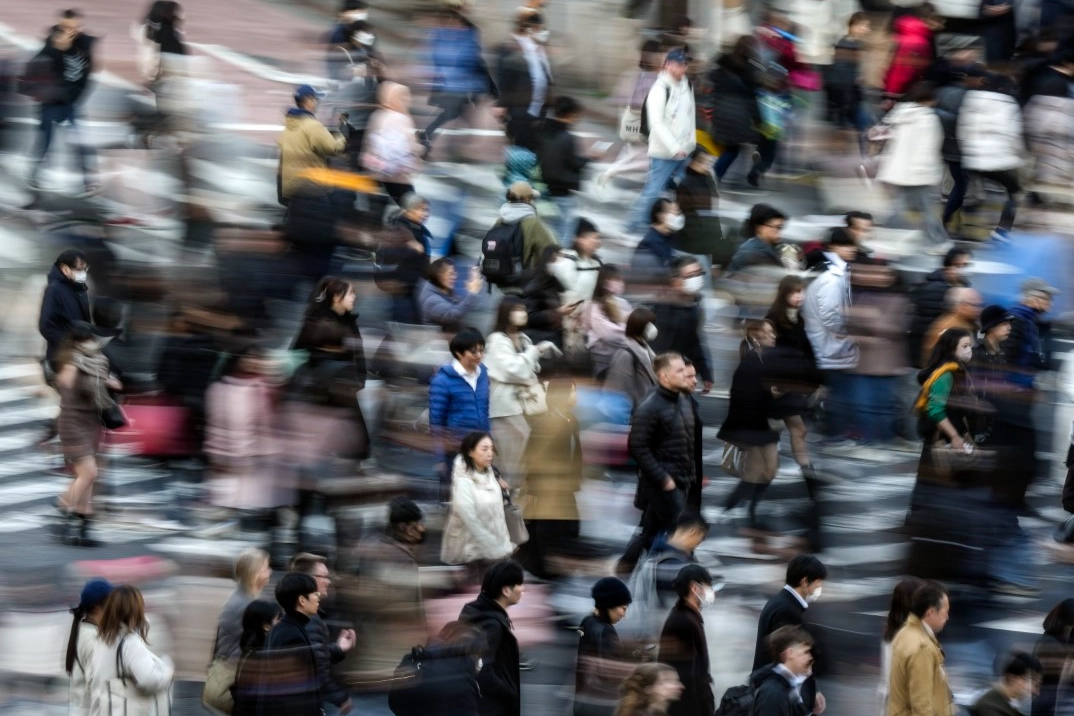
[626,48,696,234]
[802,228,859,445]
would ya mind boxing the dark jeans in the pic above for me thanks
[850,374,897,443]
[425,93,474,139]
[714,138,777,181]
[620,485,686,571]
[823,369,855,439]
[942,160,969,225]
[976,169,1021,232]
[31,102,96,187]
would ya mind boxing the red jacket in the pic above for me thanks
[883,15,934,96]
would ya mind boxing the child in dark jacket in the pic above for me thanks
[539,96,590,245]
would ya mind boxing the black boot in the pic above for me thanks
[75,514,102,548]
[800,465,824,552]
[723,480,751,511]
[747,484,773,531]
[51,504,76,544]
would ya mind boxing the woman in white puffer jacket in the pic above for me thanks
[877,81,950,252]
[957,74,1025,240]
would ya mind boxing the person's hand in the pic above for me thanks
[771,385,783,398]
[558,301,582,315]
[336,628,356,653]
[53,29,75,51]
[466,267,483,294]
[813,693,826,715]
[340,698,353,715]
[702,381,713,394]
[536,340,556,354]
[662,476,676,491]
[674,150,687,160]
[107,377,123,391]
[406,239,425,254]
[949,436,966,453]
[498,477,510,491]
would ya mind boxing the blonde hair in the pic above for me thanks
[615,663,677,716]
[234,548,270,596]
[98,585,149,646]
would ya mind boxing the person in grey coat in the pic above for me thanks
[214,548,272,662]
[604,307,658,415]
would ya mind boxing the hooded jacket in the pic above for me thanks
[957,90,1024,172]
[883,15,934,96]
[493,202,558,270]
[877,102,943,186]
[459,594,520,716]
[539,118,588,196]
[277,109,346,199]
[29,32,95,105]
[645,71,696,160]
[750,664,811,716]
[801,254,859,370]
[707,56,761,147]
[39,264,91,364]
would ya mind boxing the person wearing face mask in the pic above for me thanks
[484,297,558,489]
[650,257,714,394]
[574,577,634,716]
[751,626,819,716]
[328,0,369,44]
[495,13,552,154]
[970,653,1042,716]
[582,265,632,380]
[674,148,725,280]
[605,308,660,413]
[632,198,685,275]
[801,229,859,446]
[327,19,380,83]
[752,555,828,716]
[658,564,716,716]
[53,322,123,547]
[39,249,93,377]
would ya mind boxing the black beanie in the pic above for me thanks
[591,577,632,610]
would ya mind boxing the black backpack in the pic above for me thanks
[481,220,524,286]
[387,645,427,716]
[717,684,754,716]
[639,84,670,141]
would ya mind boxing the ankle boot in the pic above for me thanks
[723,480,751,511]
[75,514,102,548]
[52,504,76,543]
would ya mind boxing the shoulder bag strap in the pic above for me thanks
[115,635,129,687]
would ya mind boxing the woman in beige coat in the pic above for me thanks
[361,81,422,205]
[440,431,515,577]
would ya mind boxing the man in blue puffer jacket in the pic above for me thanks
[430,328,491,493]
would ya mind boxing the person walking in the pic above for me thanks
[277,84,346,204]
[440,432,516,572]
[908,248,972,369]
[708,37,769,184]
[658,564,716,716]
[230,599,284,716]
[613,663,684,716]
[921,287,982,364]
[632,198,685,275]
[212,548,272,664]
[39,249,93,377]
[650,257,713,393]
[1033,600,1074,716]
[551,219,603,306]
[54,322,123,547]
[23,9,99,194]
[379,193,432,324]
[751,555,828,715]
[877,82,950,253]
[487,181,560,281]
[605,308,659,414]
[484,297,557,487]
[626,48,696,234]
[719,320,782,529]
[582,265,631,379]
[88,585,174,716]
[969,653,1042,716]
[575,577,635,716]
[620,352,695,571]
[459,560,526,716]
[597,40,665,188]
[750,626,822,716]
[419,258,484,333]
[429,328,491,474]
[261,573,325,716]
[878,577,927,714]
[726,204,788,274]
[66,578,113,716]
[495,12,551,154]
[362,81,423,206]
[886,581,955,716]
[539,95,591,244]
[521,246,575,347]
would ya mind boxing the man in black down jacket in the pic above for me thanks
[659,564,716,716]
[539,95,589,242]
[750,626,818,716]
[619,352,695,572]
[261,573,326,716]
[908,247,971,367]
[39,249,91,372]
[289,553,356,714]
[459,560,524,716]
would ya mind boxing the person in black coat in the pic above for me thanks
[39,249,92,372]
[620,353,696,572]
[495,13,550,153]
[539,96,589,242]
[651,257,714,391]
[908,248,972,368]
[751,556,828,714]
[708,37,772,184]
[658,564,716,716]
[681,359,706,512]
[261,573,325,716]
[458,561,524,716]
[522,245,572,348]
[379,193,432,324]
[675,149,727,271]
[575,577,634,716]
[750,625,817,716]
[393,620,486,716]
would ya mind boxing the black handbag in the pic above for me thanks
[100,404,128,430]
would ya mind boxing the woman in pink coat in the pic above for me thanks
[361,81,423,205]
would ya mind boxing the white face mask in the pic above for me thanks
[606,279,625,296]
[72,270,88,284]
[698,585,716,607]
[643,323,659,342]
[807,586,822,604]
[665,213,686,232]
[343,10,368,22]
[957,346,973,363]
[532,29,550,44]
[681,276,704,295]
[510,311,529,327]
[354,32,375,46]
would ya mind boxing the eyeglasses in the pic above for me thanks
[764,223,785,230]
[306,592,323,601]
[312,572,332,581]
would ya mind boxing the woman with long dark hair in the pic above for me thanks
[67,579,113,716]
[878,577,926,713]
[719,320,782,530]
[913,327,976,482]
[232,599,285,716]
[1033,599,1074,716]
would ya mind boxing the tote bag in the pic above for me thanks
[106,637,172,716]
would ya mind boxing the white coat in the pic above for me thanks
[877,102,944,187]
[440,455,515,565]
[801,254,859,370]
[549,250,602,306]
[87,627,174,716]
[484,331,542,419]
[71,622,99,716]
[957,90,1025,172]
[645,72,697,160]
